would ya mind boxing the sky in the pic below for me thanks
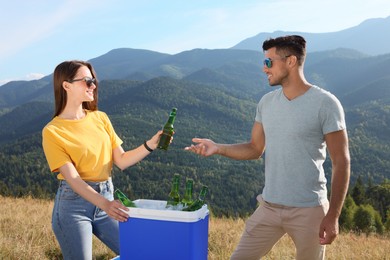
[1,0,389,86]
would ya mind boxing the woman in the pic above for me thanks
[42,60,162,259]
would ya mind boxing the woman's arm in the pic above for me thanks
[59,162,129,222]
[113,130,162,170]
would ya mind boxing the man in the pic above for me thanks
[185,35,350,260]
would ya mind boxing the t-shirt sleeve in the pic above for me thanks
[320,94,346,135]
[100,112,123,149]
[42,127,72,173]
[255,96,265,123]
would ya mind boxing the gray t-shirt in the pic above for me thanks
[255,85,346,207]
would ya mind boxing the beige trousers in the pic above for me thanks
[231,195,329,260]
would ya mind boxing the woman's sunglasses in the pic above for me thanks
[67,77,96,88]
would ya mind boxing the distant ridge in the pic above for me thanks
[1,30,390,217]
[231,16,390,55]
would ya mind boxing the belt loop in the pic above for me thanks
[106,178,111,192]
[105,180,109,192]
[97,182,102,193]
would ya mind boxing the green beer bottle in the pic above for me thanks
[167,173,181,207]
[157,108,177,150]
[115,189,136,207]
[181,178,194,207]
[182,185,208,212]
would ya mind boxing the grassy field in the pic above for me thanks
[1,196,389,259]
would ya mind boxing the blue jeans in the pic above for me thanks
[52,178,119,259]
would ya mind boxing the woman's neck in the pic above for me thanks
[59,106,86,120]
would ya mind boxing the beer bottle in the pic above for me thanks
[157,108,177,150]
[166,173,181,206]
[181,178,194,207]
[115,189,136,207]
[182,185,208,212]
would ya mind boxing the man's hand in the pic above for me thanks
[319,214,339,245]
[184,138,218,157]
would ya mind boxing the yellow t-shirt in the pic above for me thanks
[42,110,123,181]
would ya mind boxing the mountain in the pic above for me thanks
[0,48,264,108]
[4,47,389,110]
[1,18,390,217]
[305,51,390,100]
[89,48,170,80]
[232,16,390,56]
[91,48,264,82]
[0,76,51,108]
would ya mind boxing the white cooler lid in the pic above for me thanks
[124,199,209,223]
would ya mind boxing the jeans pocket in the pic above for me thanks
[59,185,80,200]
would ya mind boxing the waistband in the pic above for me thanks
[264,200,295,209]
[59,177,112,189]
[257,194,295,209]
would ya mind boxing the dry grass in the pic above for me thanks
[1,196,389,259]
[209,217,390,260]
[0,196,117,259]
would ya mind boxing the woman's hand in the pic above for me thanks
[145,130,164,150]
[102,199,129,222]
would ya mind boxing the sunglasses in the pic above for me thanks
[67,77,96,87]
[263,55,291,68]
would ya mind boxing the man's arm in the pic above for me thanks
[319,129,351,245]
[184,121,265,160]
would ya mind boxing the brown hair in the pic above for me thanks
[52,60,98,117]
[262,35,306,65]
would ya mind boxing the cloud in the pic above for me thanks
[25,73,46,81]
[0,80,10,87]
[0,73,45,87]
[144,0,390,54]
[0,1,102,61]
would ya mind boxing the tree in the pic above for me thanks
[353,204,383,236]
[353,205,375,236]
[366,181,390,223]
[351,175,366,206]
[385,209,390,232]
[373,210,384,235]
[339,194,356,231]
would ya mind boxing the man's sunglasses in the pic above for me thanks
[67,77,96,87]
[263,55,291,68]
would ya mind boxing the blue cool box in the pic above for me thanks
[118,199,209,260]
